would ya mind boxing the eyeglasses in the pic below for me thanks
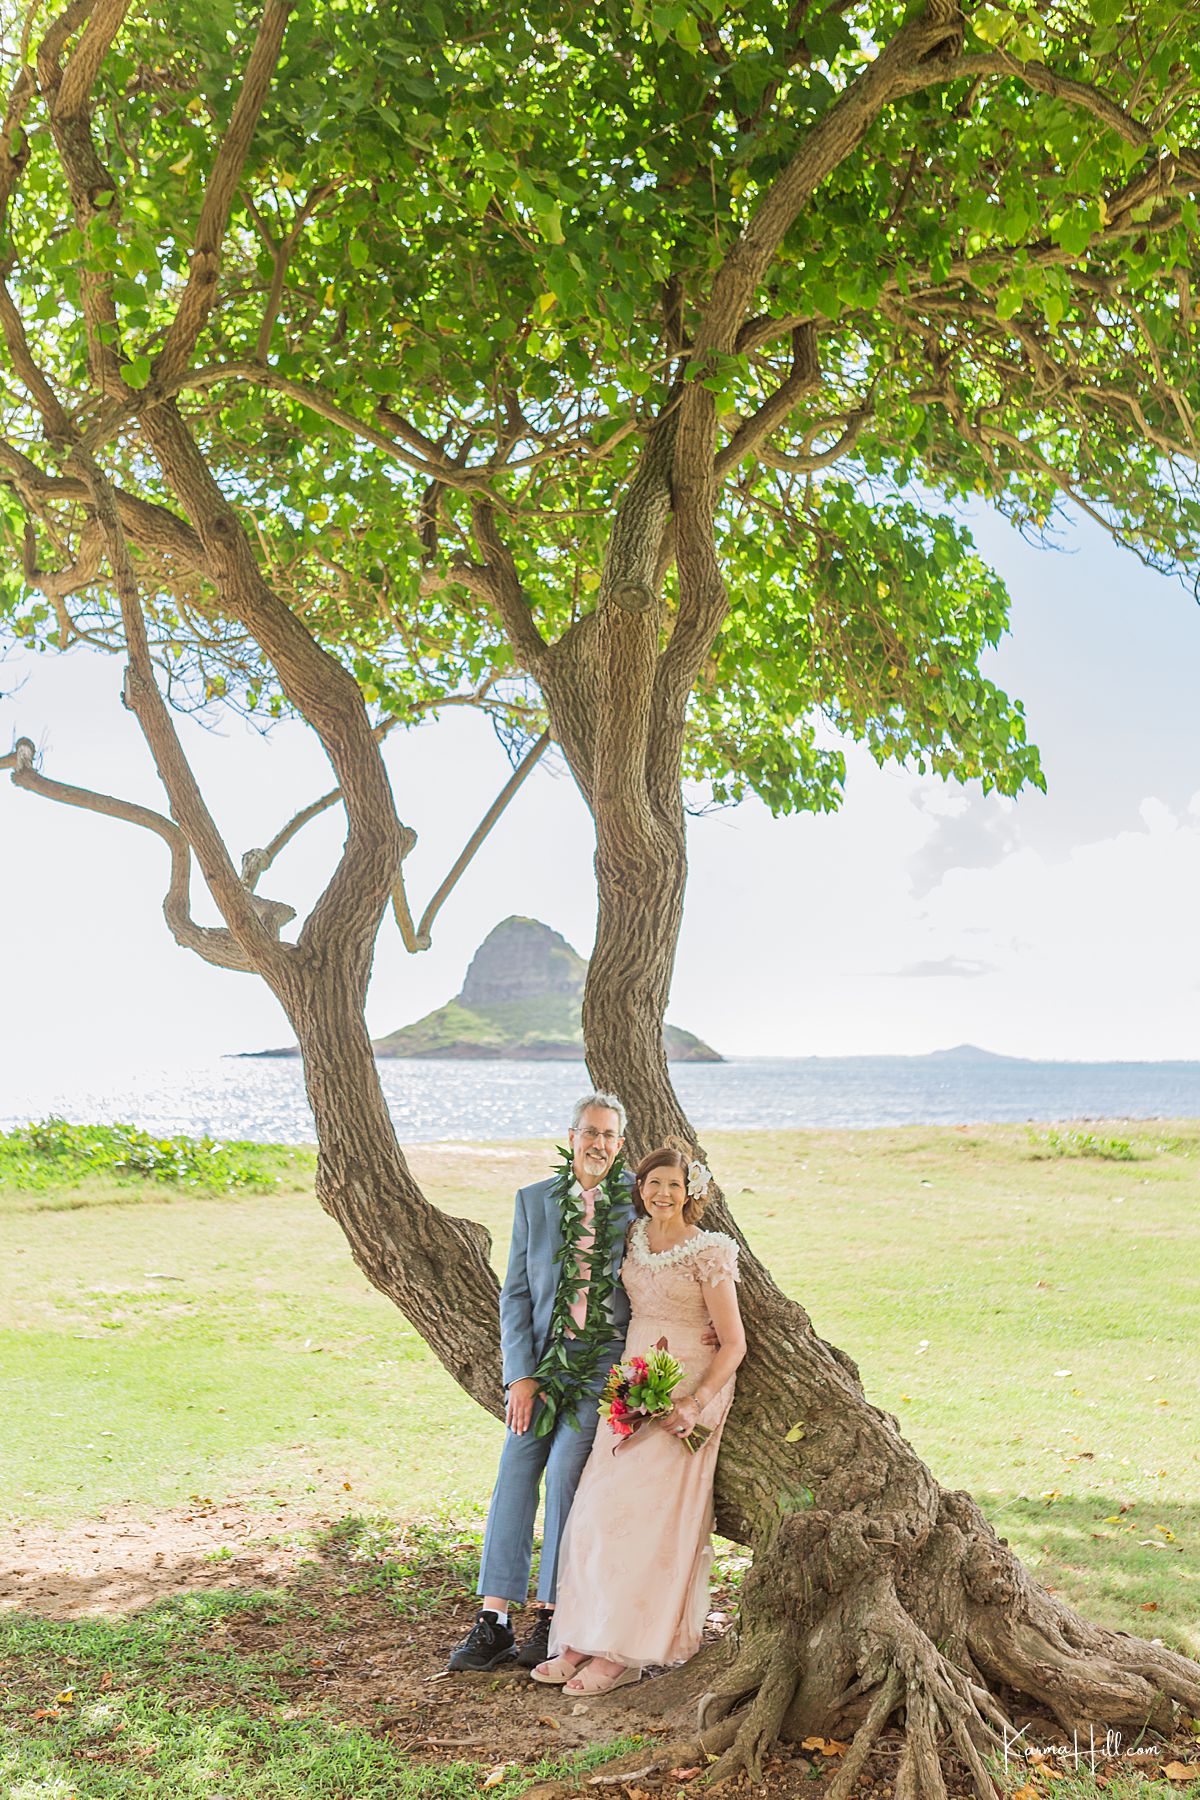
[576,1127,621,1145]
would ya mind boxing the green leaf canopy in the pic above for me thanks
[5,1,1200,810]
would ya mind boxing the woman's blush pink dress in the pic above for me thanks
[548,1220,740,1668]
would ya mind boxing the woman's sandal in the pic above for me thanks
[562,1661,642,1696]
[530,1654,590,1685]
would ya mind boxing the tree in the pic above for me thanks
[4,2,1200,1793]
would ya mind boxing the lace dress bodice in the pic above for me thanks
[620,1219,740,1333]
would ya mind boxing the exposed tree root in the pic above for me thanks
[674,1465,1200,1795]
[578,1714,742,1788]
[695,1638,776,1734]
[705,1640,800,1785]
[824,1667,902,1800]
[690,1557,1200,1797]
[893,1683,949,1800]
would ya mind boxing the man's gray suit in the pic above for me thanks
[477,1169,635,1607]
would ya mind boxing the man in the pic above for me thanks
[448,1092,634,1672]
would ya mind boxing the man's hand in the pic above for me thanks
[701,1322,721,1349]
[506,1377,541,1435]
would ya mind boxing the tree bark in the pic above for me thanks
[581,779,688,1155]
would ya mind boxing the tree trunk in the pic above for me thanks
[581,795,689,1156]
[575,736,1200,1793]
[682,1259,1200,1791]
[270,949,505,1414]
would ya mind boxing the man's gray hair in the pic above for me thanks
[571,1091,627,1135]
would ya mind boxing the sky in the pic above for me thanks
[2,497,1199,1086]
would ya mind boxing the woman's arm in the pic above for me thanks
[693,1274,746,1408]
[667,1273,746,1435]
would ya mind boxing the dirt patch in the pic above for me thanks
[0,1497,317,1617]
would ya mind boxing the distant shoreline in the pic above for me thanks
[6,1053,1200,1146]
[228,1047,1200,1069]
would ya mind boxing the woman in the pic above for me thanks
[531,1145,746,1695]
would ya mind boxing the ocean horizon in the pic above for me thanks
[2,1050,1199,1144]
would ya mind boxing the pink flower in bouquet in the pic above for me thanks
[612,1420,635,1437]
[610,1396,630,1419]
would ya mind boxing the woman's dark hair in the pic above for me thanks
[632,1146,704,1224]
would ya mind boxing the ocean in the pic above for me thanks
[2,1053,1198,1143]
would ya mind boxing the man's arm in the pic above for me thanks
[499,1184,537,1390]
[499,1185,542,1435]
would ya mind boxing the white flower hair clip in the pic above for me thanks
[687,1159,712,1200]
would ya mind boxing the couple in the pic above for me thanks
[448,1092,746,1695]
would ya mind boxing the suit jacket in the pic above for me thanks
[499,1168,636,1389]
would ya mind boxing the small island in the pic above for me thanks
[241,917,722,1063]
[374,916,721,1062]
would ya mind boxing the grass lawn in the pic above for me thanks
[2,1122,1198,1653]
[2,1120,1199,1797]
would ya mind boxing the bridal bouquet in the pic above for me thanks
[600,1337,712,1454]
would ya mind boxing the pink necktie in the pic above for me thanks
[567,1186,600,1334]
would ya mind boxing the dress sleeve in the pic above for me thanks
[693,1232,739,1288]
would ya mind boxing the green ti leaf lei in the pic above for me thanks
[531,1144,629,1438]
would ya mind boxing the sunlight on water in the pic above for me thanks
[1,1056,1198,1142]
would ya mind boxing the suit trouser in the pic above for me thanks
[477,1339,620,1606]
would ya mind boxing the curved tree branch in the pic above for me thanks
[52,0,128,120]
[0,199,285,966]
[19,0,409,986]
[241,717,400,892]
[394,728,551,951]
[139,398,407,986]
[4,736,294,970]
[713,324,822,478]
[468,498,550,669]
[757,408,872,472]
[153,0,293,389]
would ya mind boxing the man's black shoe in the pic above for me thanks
[514,1607,553,1669]
[448,1610,517,1672]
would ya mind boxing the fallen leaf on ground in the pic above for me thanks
[1163,1763,1200,1782]
[667,1766,702,1781]
[1141,1602,1159,1611]
[482,1763,516,1788]
[801,1736,849,1756]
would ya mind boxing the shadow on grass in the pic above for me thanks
[974,1491,1200,1658]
